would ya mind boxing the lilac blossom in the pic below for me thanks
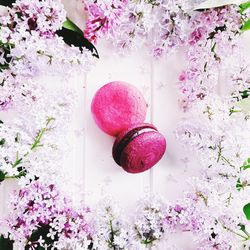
[90,198,135,249]
[4,181,93,249]
[0,0,94,111]
[83,0,190,55]
[178,5,242,110]
[84,0,129,43]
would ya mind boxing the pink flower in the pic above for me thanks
[83,0,128,42]
[5,181,93,249]
[179,71,187,82]
[189,27,206,45]
[0,97,12,111]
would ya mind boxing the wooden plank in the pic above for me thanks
[151,51,200,200]
[62,75,87,202]
[84,43,152,210]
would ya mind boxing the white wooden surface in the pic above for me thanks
[0,1,250,248]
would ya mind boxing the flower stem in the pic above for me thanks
[219,221,248,240]
[31,117,55,150]
[7,117,55,180]
[5,171,26,180]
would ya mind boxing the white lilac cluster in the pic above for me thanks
[0,0,95,184]
[118,0,190,56]
[175,95,250,247]
[134,196,167,247]
[179,5,243,111]
[0,119,32,180]
[229,60,250,101]
[0,0,94,111]
[150,0,190,57]
[0,118,62,184]
[0,82,78,186]
[90,196,179,250]
[11,0,66,36]
[90,199,135,250]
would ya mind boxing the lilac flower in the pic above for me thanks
[178,5,242,110]
[90,198,134,249]
[0,97,12,111]
[175,95,250,248]
[133,196,167,247]
[84,0,129,43]
[0,0,94,111]
[4,181,93,249]
[11,0,66,36]
[83,0,189,55]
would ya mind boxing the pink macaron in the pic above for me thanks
[112,123,166,174]
[91,81,147,136]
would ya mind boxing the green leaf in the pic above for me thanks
[0,138,5,146]
[0,235,13,250]
[240,1,250,13]
[236,178,243,191]
[239,223,246,231]
[241,158,250,170]
[0,170,6,182]
[56,18,99,58]
[16,169,27,179]
[241,19,250,31]
[63,18,83,35]
[0,41,14,72]
[0,0,16,7]
[243,203,250,220]
[12,157,22,168]
[0,63,9,72]
[240,89,250,99]
[56,27,99,58]
[241,164,250,170]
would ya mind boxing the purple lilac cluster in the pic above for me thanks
[10,0,66,38]
[84,0,129,43]
[4,181,92,249]
[83,0,190,55]
[151,0,190,57]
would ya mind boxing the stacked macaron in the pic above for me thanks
[91,81,166,174]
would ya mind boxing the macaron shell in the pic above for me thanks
[119,131,166,174]
[113,123,157,152]
[91,81,147,136]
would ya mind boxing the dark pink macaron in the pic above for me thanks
[112,123,166,174]
[91,81,147,136]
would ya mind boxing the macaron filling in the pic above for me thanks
[113,126,157,166]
